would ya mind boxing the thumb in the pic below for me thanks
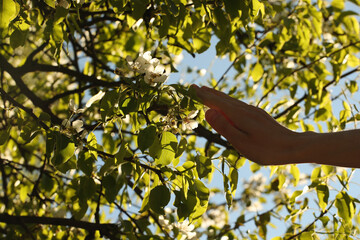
[205,109,246,143]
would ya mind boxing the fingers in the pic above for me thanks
[192,85,245,110]
[205,109,247,144]
[192,84,250,129]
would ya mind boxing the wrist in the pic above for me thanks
[282,131,319,165]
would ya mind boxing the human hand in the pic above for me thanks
[192,85,300,165]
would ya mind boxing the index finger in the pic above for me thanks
[192,84,248,115]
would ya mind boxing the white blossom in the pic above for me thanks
[173,53,184,66]
[144,64,168,86]
[85,90,106,108]
[127,51,153,74]
[72,120,84,133]
[174,220,197,240]
[126,51,168,86]
[62,119,71,129]
[182,110,199,131]
[162,115,178,131]
[246,200,263,212]
[158,215,173,231]
[201,207,227,229]
[57,0,70,8]
[76,0,85,5]
[132,18,144,32]
[69,99,84,114]
[286,60,295,69]
[198,68,207,77]
[323,33,334,43]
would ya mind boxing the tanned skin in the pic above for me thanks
[192,85,360,168]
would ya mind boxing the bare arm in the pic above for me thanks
[193,85,360,167]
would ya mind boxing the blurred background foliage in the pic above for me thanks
[0,0,360,239]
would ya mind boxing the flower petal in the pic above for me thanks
[85,90,105,108]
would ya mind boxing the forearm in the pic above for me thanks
[291,130,360,168]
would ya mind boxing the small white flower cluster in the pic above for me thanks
[61,118,87,139]
[243,173,266,198]
[57,0,70,8]
[126,51,169,86]
[158,216,197,239]
[173,220,197,240]
[160,114,178,132]
[68,90,106,114]
[61,89,106,138]
[182,110,198,131]
[160,109,199,133]
[200,206,227,229]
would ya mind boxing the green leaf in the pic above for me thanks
[10,28,28,49]
[166,0,179,16]
[251,0,263,17]
[0,0,18,31]
[137,125,157,152]
[156,132,177,166]
[103,174,122,203]
[54,6,68,24]
[331,0,344,10]
[40,174,55,192]
[194,179,209,205]
[251,62,264,82]
[77,151,95,176]
[175,137,187,159]
[139,188,150,213]
[316,184,329,211]
[195,155,212,179]
[335,191,355,223]
[193,28,211,53]
[44,0,56,8]
[230,168,238,196]
[56,155,76,174]
[0,125,10,146]
[52,132,75,166]
[149,135,162,159]
[79,176,96,202]
[149,185,170,215]
[290,165,300,186]
[100,90,119,121]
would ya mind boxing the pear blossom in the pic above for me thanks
[144,64,168,86]
[182,110,199,131]
[286,60,295,69]
[126,51,153,74]
[62,119,71,129]
[198,68,207,77]
[132,18,144,32]
[126,51,168,86]
[57,0,70,8]
[161,115,178,132]
[158,215,173,231]
[173,220,197,240]
[72,120,84,133]
[69,99,85,114]
[246,200,263,212]
[85,90,106,108]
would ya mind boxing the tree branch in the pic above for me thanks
[0,88,49,130]
[274,67,360,119]
[0,55,62,125]
[0,213,122,240]
[257,41,360,106]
